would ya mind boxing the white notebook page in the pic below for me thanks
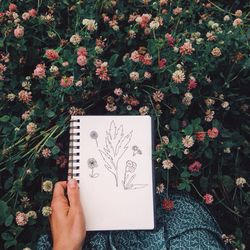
[70,115,155,231]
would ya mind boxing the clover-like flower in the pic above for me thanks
[125,160,137,173]
[88,158,99,178]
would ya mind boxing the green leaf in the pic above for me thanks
[170,85,180,94]
[0,115,10,122]
[170,119,179,131]
[181,171,190,178]
[46,110,56,118]
[45,138,56,147]
[221,175,234,193]
[0,201,9,225]
[4,215,13,227]
[4,239,17,249]
[183,124,193,135]
[109,54,119,66]
[1,232,14,241]
[51,145,60,155]
[177,182,186,190]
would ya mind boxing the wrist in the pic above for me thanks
[53,243,82,250]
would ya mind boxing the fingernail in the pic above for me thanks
[68,179,78,189]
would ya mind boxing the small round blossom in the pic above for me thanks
[179,42,194,56]
[207,127,219,138]
[114,88,123,96]
[77,47,88,57]
[22,110,31,120]
[221,101,230,109]
[235,177,247,188]
[188,77,198,90]
[26,122,37,135]
[233,18,243,27]
[70,33,82,45]
[162,159,174,170]
[162,198,174,211]
[211,47,222,57]
[42,206,52,216]
[156,183,165,194]
[18,90,32,103]
[153,90,164,102]
[195,131,206,141]
[149,20,160,30]
[139,106,149,115]
[9,3,17,12]
[60,76,74,88]
[205,109,215,122]
[144,71,151,79]
[130,50,140,62]
[14,25,24,38]
[161,136,169,145]
[42,180,53,192]
[82,19,98,31]
[33,63,46,78]
[77,55,87,66]
[42,148,51,158]
[45,49,59,61]
[172,70,185,83]
[173,7,182,15]
[129,71,139,81]
[16,212,28,226]
[205,98,215,107]
[188,160,202,172]
[22,12,30,20]
[206,31,217,41]
[203,194,214,204]
[26,210,37,219]
[182,92,193,106]
[223,15,230,21]
[235,10,242,17]
[182,135,194,148]
[7,93,16,101]
[28,9,37,17]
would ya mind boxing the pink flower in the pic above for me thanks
[141,53,152,65]
[207,127,219,138]
[33,63,46,78]
[77,47,88,57]
[233,18,243,27]
[130,50,140,62]
[162,198,174,211]
[158,58,167,69]
[45,49,59,61]
[203,194,214,204]
[188,160,202,172]
[18,90,32,103]
[0,63,7,74]
[179,42,194,56]
[56,155,68,168]
[188,78,197,90]
[114,88,123,96]
[60,76,74,88]
[77,55,87,66]
[14,25,24,38]
[22,12,30,20]
[195,131,206,141]
[16,212,28,226]
[165,33,175,47]
[9,3,17,12]
[96,62,110,81]
[173,7,182,15]
[28,9,37,17]
[182,135,194,148]
[153,90,164,102]
[144,71,151,79]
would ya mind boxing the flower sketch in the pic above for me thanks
[132,145,142,156]
[122,160,147,190]
[90,130,99,147]
[88,158,99,178]
[98,120,133,187]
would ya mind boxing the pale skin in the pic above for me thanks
[49,179,86,250]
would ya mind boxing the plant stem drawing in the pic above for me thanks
[122,160,147,190]
[88,158,99,178]
[98,120,133,187]
[90,130,99,147]
[132,145,142,156]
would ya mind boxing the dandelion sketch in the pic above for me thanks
[88,158,99,178]
[132,145,142,156]
[90,130,99,147]
[98,120,133,187]
[122,160,147,190]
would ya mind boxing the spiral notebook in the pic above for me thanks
[68,115,155,231]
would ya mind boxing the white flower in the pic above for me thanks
[42,206,52,216]
[82,19,98,31]
[149,20,160,30]
[235,177,247,188]
[42,180,53,192]
[162,159,174,170]
[224,15,230,21]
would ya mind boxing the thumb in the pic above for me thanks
[67,179,81,210]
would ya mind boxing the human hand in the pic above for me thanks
[49,179,86,250]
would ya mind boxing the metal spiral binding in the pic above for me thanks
[68,118,81,183]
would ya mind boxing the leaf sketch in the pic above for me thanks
[122,160,147,190]
[88,158,99,178]
[99,120,133,187]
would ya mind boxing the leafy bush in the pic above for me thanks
[0,0,249,249]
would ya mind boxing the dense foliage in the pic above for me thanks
[0,0,249,249]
